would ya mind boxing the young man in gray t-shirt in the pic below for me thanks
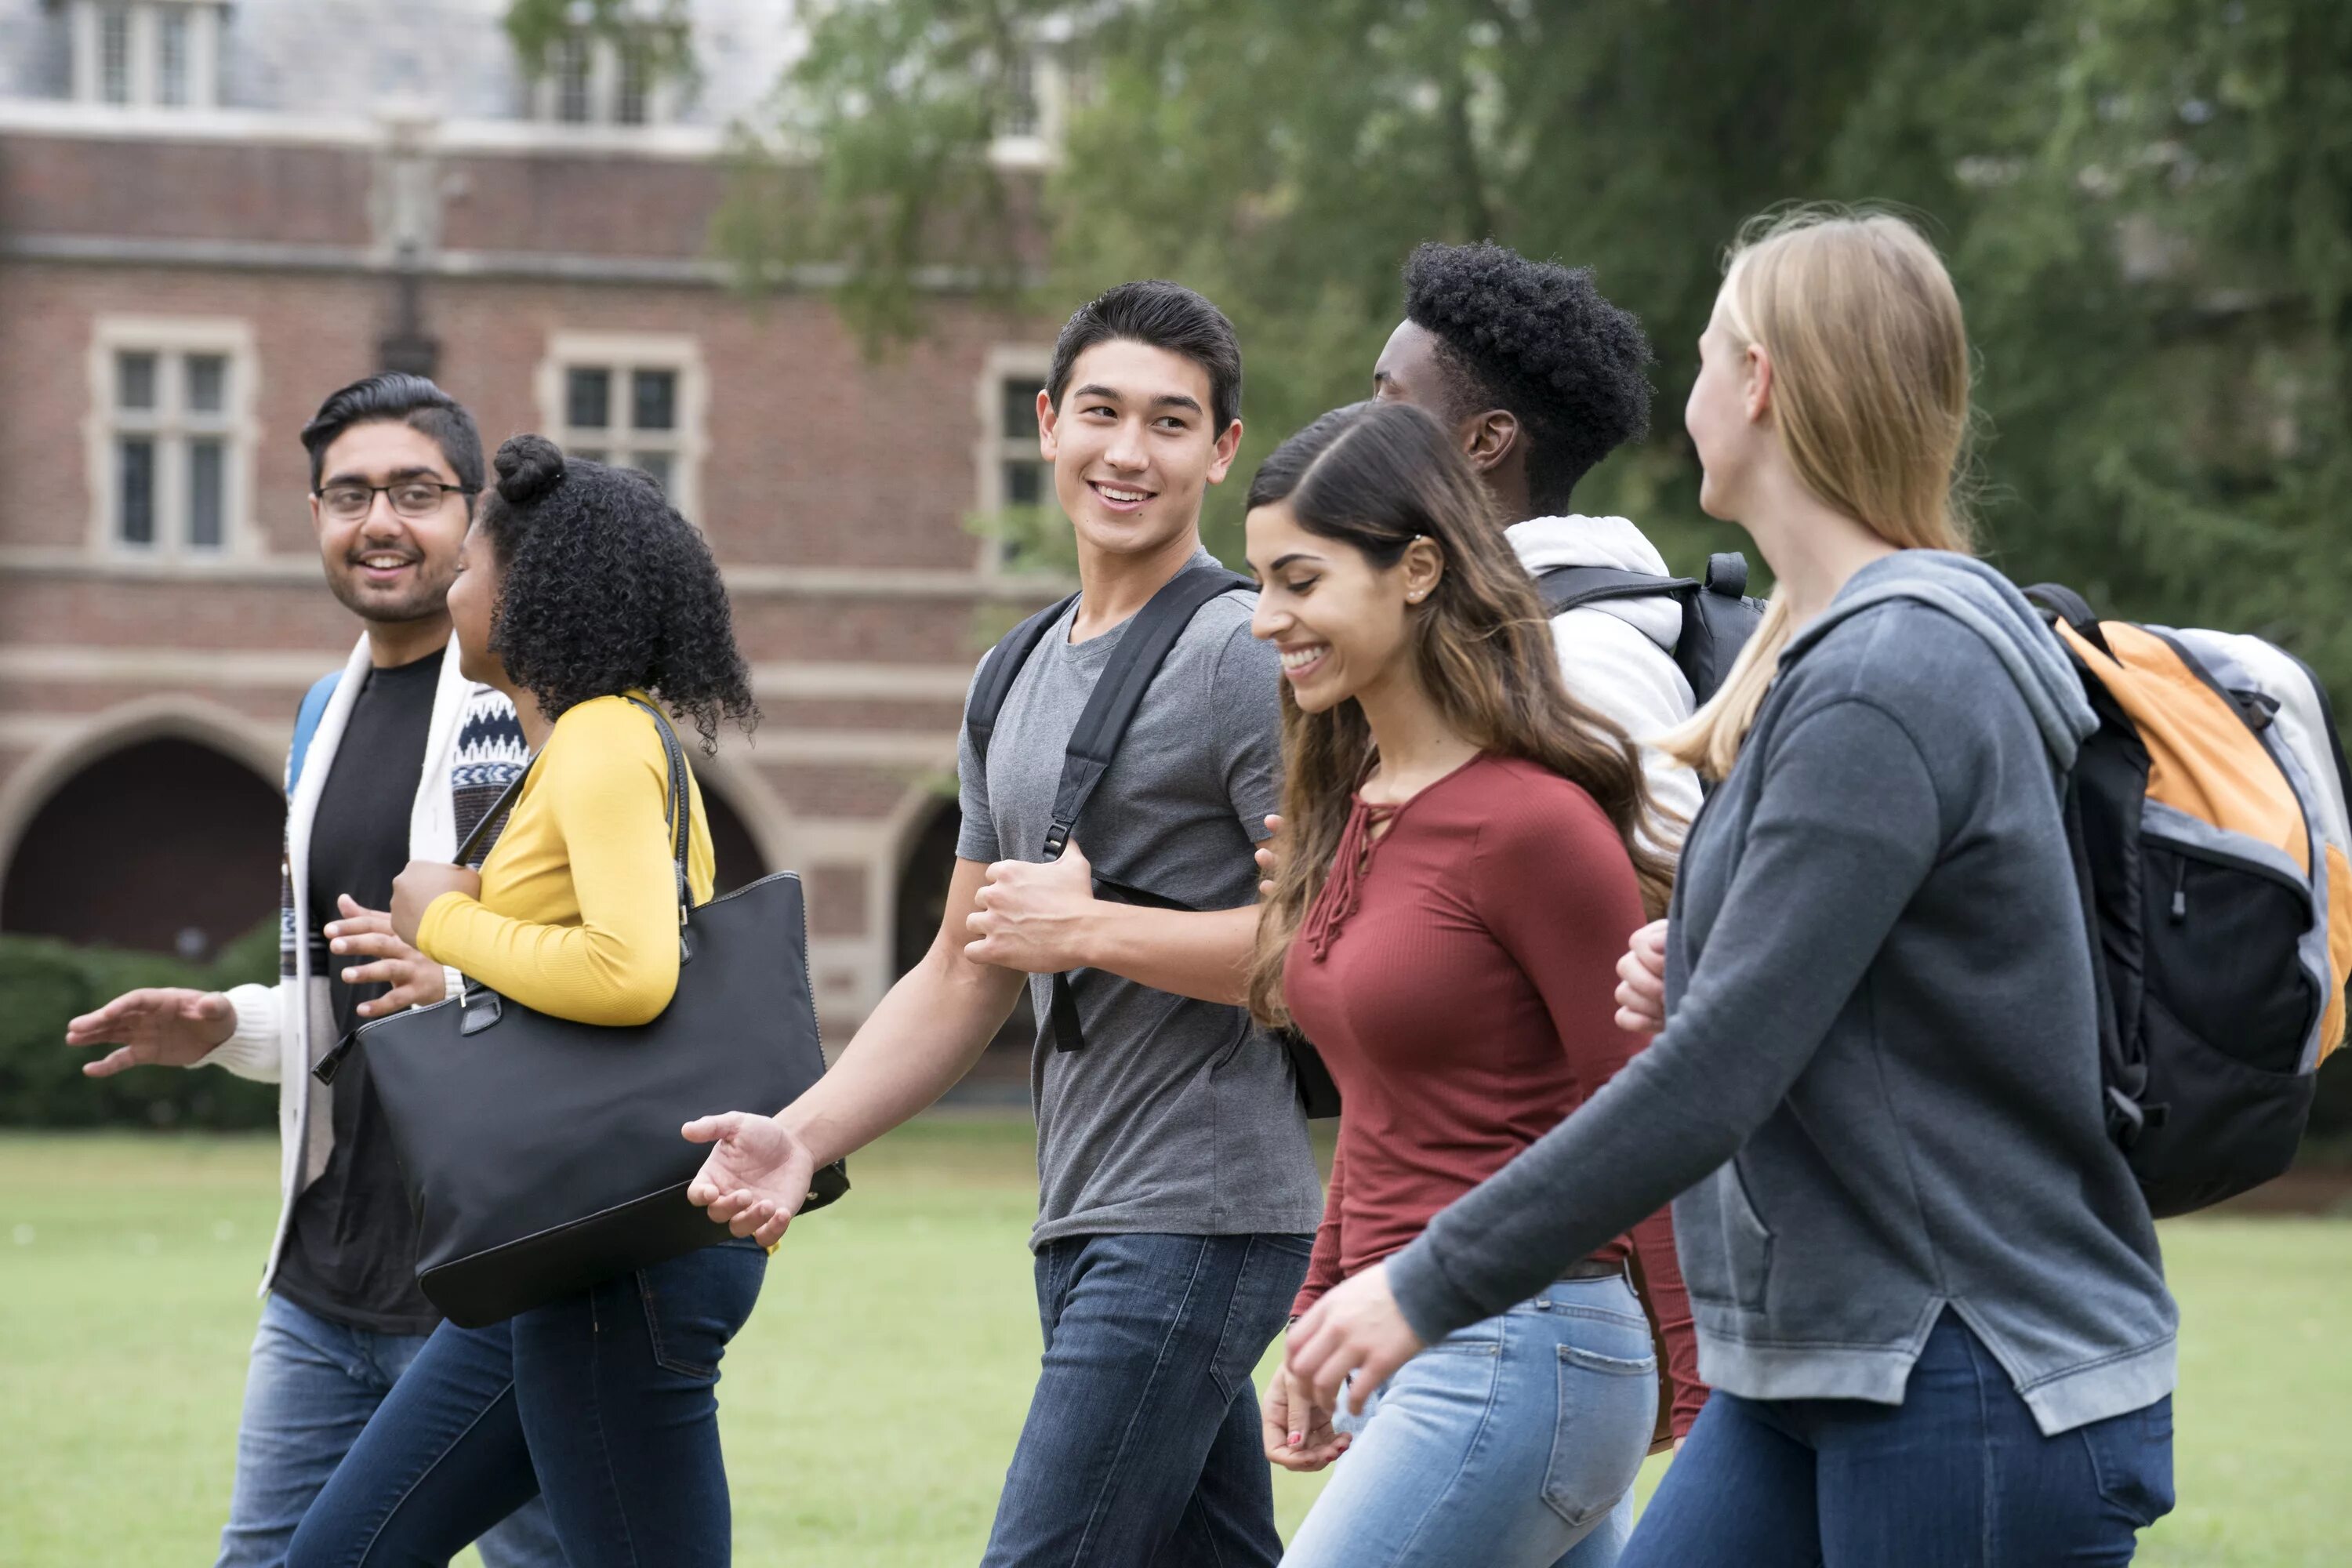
[685,281,1323,1566]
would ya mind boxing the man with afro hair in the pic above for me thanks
[1374,241,1702,836]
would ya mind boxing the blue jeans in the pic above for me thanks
[216,1294,561,1568]
[1282,1275,1658,1568]
[286,1237,768,1568]
[1623,1310,2174,1566]
[980,1230,1314,1567]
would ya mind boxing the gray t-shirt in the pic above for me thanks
[958,564,1324,1248]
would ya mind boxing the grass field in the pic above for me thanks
[1,1120,2345,1566]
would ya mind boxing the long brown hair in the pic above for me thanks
[1664,206,1976,780]
[1245,401,1674,1029]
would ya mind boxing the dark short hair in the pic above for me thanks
[1046,280,1243,434]
[1402,241,1653,514]
[473,434,757,753]
[299,372,485,494]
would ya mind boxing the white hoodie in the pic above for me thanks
[1507,514,1704,844]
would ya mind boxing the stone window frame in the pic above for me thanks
[973,344,1057,575]
[68,0,224,110]
[534,331,708,524]
[528,28,683,128]
[82,315,258,561]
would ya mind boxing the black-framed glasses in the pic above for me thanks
[314,481,476,521]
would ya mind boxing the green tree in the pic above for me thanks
[716,0,2352,706]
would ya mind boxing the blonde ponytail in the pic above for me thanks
[1663,205,1976,779]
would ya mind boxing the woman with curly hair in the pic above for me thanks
[1245,400,1703,1568]
[287,436,764,1568]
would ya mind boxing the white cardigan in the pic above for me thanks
[198,633,516,1295]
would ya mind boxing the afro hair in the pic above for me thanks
[1402,241,1653,514]
[475,434,757,753]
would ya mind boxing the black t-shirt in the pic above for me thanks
[272,648,445,1335]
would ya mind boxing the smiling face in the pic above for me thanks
[1246,498,1439,715]
[1040,338,1241,561]
[310,420,472,626]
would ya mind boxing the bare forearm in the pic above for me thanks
[781,951,1025,1166]
[1080,902,1259,1006]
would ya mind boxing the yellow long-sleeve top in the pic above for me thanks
[418,693,715,1027]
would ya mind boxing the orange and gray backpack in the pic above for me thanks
[2030,584,2352,1215]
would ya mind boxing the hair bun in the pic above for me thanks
[493,434,566,506]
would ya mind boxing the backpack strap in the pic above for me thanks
[1042,564,1251,861]
[285,670,343,800]
[967,593,1082,772]
[2025,583,2115,660]
[1536,559,1757,708]
[1534,565,1700,623]
[1030,564,1250,1052]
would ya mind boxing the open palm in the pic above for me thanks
[66,988,236,1077]
[681,1112,817,1247]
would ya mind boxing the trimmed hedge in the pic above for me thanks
[0,923,280,1128]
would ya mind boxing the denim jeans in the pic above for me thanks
[285,1236,768,1568]
[980,1230,1314,1568]
[215,1294,561,1568]
[1622,1309,2174,1567]
[1281,1274,1658,1568]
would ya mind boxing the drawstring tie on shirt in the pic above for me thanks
[1303,797,1398,961]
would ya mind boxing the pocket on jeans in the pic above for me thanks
[636,1238,767,1381]
[2077,1396,2176,1529]
[1541,1344,1658,1529]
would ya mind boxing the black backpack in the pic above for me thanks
[1535,551,1767,709]
[966,563,1342,1118]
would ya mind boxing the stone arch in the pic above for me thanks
[881,778,1033,1058]
[0,698,287,958]
[688,750,795,895]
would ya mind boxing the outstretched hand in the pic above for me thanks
[682,1112,818,1247]
[65,988,236,1076]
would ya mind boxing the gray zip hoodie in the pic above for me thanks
[1385,551,2177,1436]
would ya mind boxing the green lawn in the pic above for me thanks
[0,1122,2344,1566]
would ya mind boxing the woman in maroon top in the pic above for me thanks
[1244,401,1704,1568]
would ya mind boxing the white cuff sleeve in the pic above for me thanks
[198,982,285,1083]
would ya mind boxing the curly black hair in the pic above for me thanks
[1402,241,1653,514]
[474,435,757,753]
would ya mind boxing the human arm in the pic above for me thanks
[410,710,684,1026]
[1290,1139,1349,1316]
[685,855,1027,1242]
[1297,699,1946,1405]
[965,836,1261,1005]
[1472,783,1706,1435]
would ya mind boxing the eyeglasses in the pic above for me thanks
[314,481,476,522]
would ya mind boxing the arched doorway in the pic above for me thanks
[2,737,282,960]
[701,785,768,897]
[895,796,1035,1061]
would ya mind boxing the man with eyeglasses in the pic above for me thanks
[66,373,560,1568]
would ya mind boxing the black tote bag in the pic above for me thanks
[315,698,848,1328]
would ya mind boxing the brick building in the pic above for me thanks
[0,0,1068,1035]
